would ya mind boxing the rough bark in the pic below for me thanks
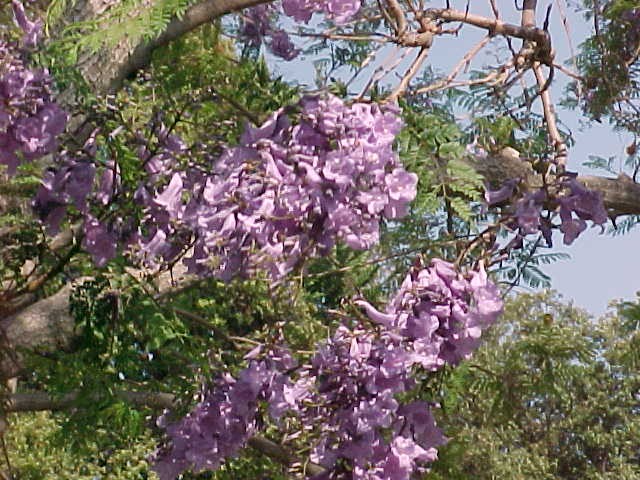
[469,150,640,218]
[65,0,273,94]
[6,390,176,412]
[0,265,192,380]
[0,279,88,379]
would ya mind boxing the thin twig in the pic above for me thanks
[387,46,430,101]
[533,62,568,167]
[385,0,408,36]
[552,62,583,82]
[414,35,491,93]
[358,45,409,98]
[172,307,260,347]
[489,0,500,19]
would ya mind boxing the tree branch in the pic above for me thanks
[0,279,89,380]
[5,390,175,412]
[521,0,538,29]
[3,154,640,380]
[533,62,568,167]
[5,390,326,476]
[468,151,640,218]
[77,0,275,94]
[426,7,551,62]
[0,262,194,380]
[387,46,430,101]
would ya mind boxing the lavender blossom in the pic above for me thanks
[485,174,607,248]
[139,94,417,282]
[11,0,42,47]
[0,3,66,175]
[154,350,295,479]
[282,0,361,24]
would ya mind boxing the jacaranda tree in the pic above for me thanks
[0,1,639,479]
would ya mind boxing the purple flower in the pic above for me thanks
[154,173,183,218]
[386,168,419,203]
[398,401,447,451]
[140,229,169,265]
[0,17,67,175]
[282,0,362,24]
[2,69,34,98]
[514,193,543,235]
[11,1,42,47]
[559,202,587,245]
[96,161,120,205]
[240,5,274,46]
[66,162,96,211]
[268,31,300,60]
[561,177,608,225]
[325,0,362,24]
[82,215,116,267]
[139,94,415,282]
[492,174,607,250]
[485,178,518,206]
[154,353,290,479]
[282,0,314,23]
[14,116,51,153]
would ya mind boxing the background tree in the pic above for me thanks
[430,291,640,480]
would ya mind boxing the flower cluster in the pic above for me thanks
[240,0,363,60]
[154,260,502,480]
[139,94,417,281]
[32,129,121,266]
[274,326,447,480]
[485,174,607,246]
[29,93,415,275]
[0,1,66,175]
[240,4,299,60]
[557,176,608,243]
[282,0,362,24]
[381,258,503,366]
[153,348,295,480]
[2,3,123,267]
[281,260,502,479]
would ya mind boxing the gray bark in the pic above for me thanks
[0,266,192,380]
[470,150,640,218]
[0,279,87,379]
[65,0,272,94]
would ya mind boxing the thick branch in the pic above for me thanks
[0,279,88,380]
[468,152,640,217]
[426,7,551,61]
[579,175,640,217]
[0,264,193,380]
[5,390,175,412]
[80,0,274,94]
[3,161,640,379]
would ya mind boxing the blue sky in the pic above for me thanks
[271,2,640,316]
